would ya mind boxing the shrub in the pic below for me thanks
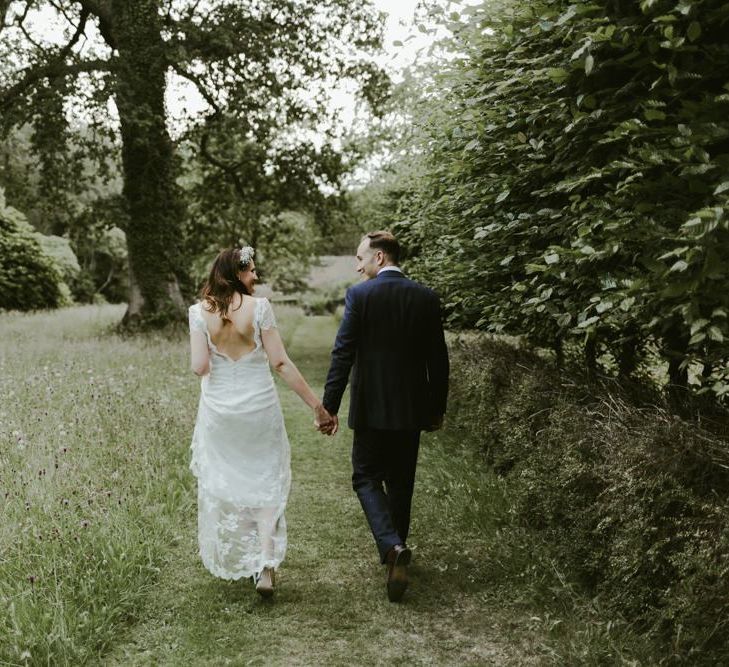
[448,334,729,663]
[0,190,63,310]
[301,282,349,316]
[34,233,81,306]
[395,0,729,399]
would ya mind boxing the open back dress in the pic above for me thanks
[188,297,290,580]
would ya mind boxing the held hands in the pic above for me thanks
[313,403,338,436]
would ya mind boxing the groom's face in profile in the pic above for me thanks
[356,238,383,281]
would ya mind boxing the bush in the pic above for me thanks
[448,334,729,663]
[0,190,63,310]
[301,283,348,316]
[34,233,81,306]
[395,0,729,399]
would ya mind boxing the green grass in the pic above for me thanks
[1,304,653,665]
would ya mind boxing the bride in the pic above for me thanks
[188,246,334,597]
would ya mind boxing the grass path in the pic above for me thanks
[1,305,551,665]
[101,315,542,666]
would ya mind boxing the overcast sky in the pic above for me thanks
[20,0,439,140]
[165,0,430,131]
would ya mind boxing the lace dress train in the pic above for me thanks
[188,298,291,580]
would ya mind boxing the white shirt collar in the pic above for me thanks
[377,266,403,275]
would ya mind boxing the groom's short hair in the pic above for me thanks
[365,230,400,265]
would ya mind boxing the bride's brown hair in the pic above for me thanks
[199,247,251,322]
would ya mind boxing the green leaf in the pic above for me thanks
[687,21,701,42]
[669,260,689,272]
[584,54,594,75]
[544,253,560,265]
[547,68,569,83]
[708,326,724,342]
[495,190,510,203]
[557,313,572,327]
[714,181,729,195]
[556,5,578,26]
[690,318,709,335]
[644,109,666,121]
[688,332,706,345]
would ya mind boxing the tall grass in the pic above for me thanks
[0,304,302,665]
[444,333,729,665]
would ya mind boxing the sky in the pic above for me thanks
[166,0,430,132]
[18,0,447,145]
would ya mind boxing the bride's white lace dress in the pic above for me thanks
[188,298,291,580]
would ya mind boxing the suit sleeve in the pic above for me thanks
[323,287,359,415]
[426,293,449,417]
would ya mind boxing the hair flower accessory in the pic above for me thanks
[237,246,255,267]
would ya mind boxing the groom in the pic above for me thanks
[321,230,449,602]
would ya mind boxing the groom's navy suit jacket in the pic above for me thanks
[323,270,449,431]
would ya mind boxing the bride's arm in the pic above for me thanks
[190,330,210,376]
[261,327,332,426]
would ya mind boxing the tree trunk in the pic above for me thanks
[113,0,185,327]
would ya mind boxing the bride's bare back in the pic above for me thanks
[201,294,257,361]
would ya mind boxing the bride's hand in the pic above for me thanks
[313,404,337,436]
[319,414,338,436]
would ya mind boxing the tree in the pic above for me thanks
[0,0,385,326]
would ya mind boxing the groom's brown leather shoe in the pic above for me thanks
[386,545,412,602]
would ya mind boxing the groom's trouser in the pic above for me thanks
[351,429,421,563]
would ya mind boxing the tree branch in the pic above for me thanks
[199,129,248,198]
[0,58,113,112]
[76,0,115,49]
[58,6,91,61]
[170,62,221,114]
[49,0,73,26]
[0,0,11,30]
[0,3,99,112]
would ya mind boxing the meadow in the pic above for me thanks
[1,304,661,665]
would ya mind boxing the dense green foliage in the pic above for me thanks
[447,333,729,663]
[33,232,80,304]
[388,0,729,399]
[0,190,63,310]
[0,1,387,324]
